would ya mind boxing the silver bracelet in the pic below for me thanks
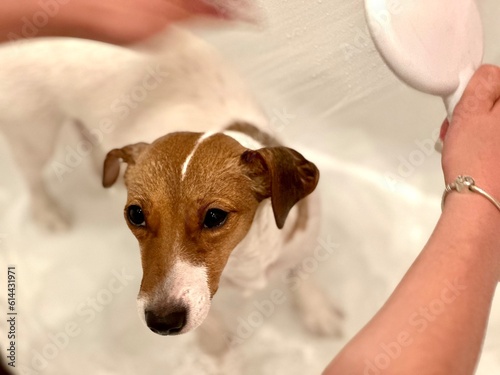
[441,175,500,212]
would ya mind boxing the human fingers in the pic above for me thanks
[439,118,449,143]
[457,64,500,115]
[170,0,258,23]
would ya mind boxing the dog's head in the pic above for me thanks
[102,130,319,335]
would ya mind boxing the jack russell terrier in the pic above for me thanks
[0,27,342,354]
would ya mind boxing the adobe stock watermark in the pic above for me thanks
[384,127,440,191]
[267,107,296,133]
[18,268,135,374]
[451,67,500,123]
[384,66,500,192]
[231,236,339,345]
[363,278,467,375]
[341,0,402,61]
[51,65,169,182]
[7,0,70,43]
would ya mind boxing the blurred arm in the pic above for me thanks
[0,0,235,45]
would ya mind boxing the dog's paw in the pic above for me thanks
[292,279,344,338]
[32,197,70,232]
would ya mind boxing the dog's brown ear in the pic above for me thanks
[102,143,149,188]
[241,147,319,229]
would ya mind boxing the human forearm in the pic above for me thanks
[0,1,36,42]
[0,0,103,43]
[0,0,162,44]
[0,0,237,45]
[324,193,500,374]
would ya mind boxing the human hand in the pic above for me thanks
[65,0,254,44]
[440,65,500,199]
[3,0,254,45]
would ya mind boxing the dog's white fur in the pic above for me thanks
[136,260,211,334]
[181,131,216,180]
[0,29,266,229]
[150,258,211,333]
[0,27,342,353]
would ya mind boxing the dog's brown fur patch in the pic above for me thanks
[103,128,319,301]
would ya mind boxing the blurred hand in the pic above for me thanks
[440,65,500,198]
[2,0,253,45]
[64,0,252,44]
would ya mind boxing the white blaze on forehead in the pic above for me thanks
[181,131,215,180]
[138,258,211,333]
[222,130,263,150]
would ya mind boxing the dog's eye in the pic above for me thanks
[203,209,228,229]
[127,205,146,227]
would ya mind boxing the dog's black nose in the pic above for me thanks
[145,308,187,335]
